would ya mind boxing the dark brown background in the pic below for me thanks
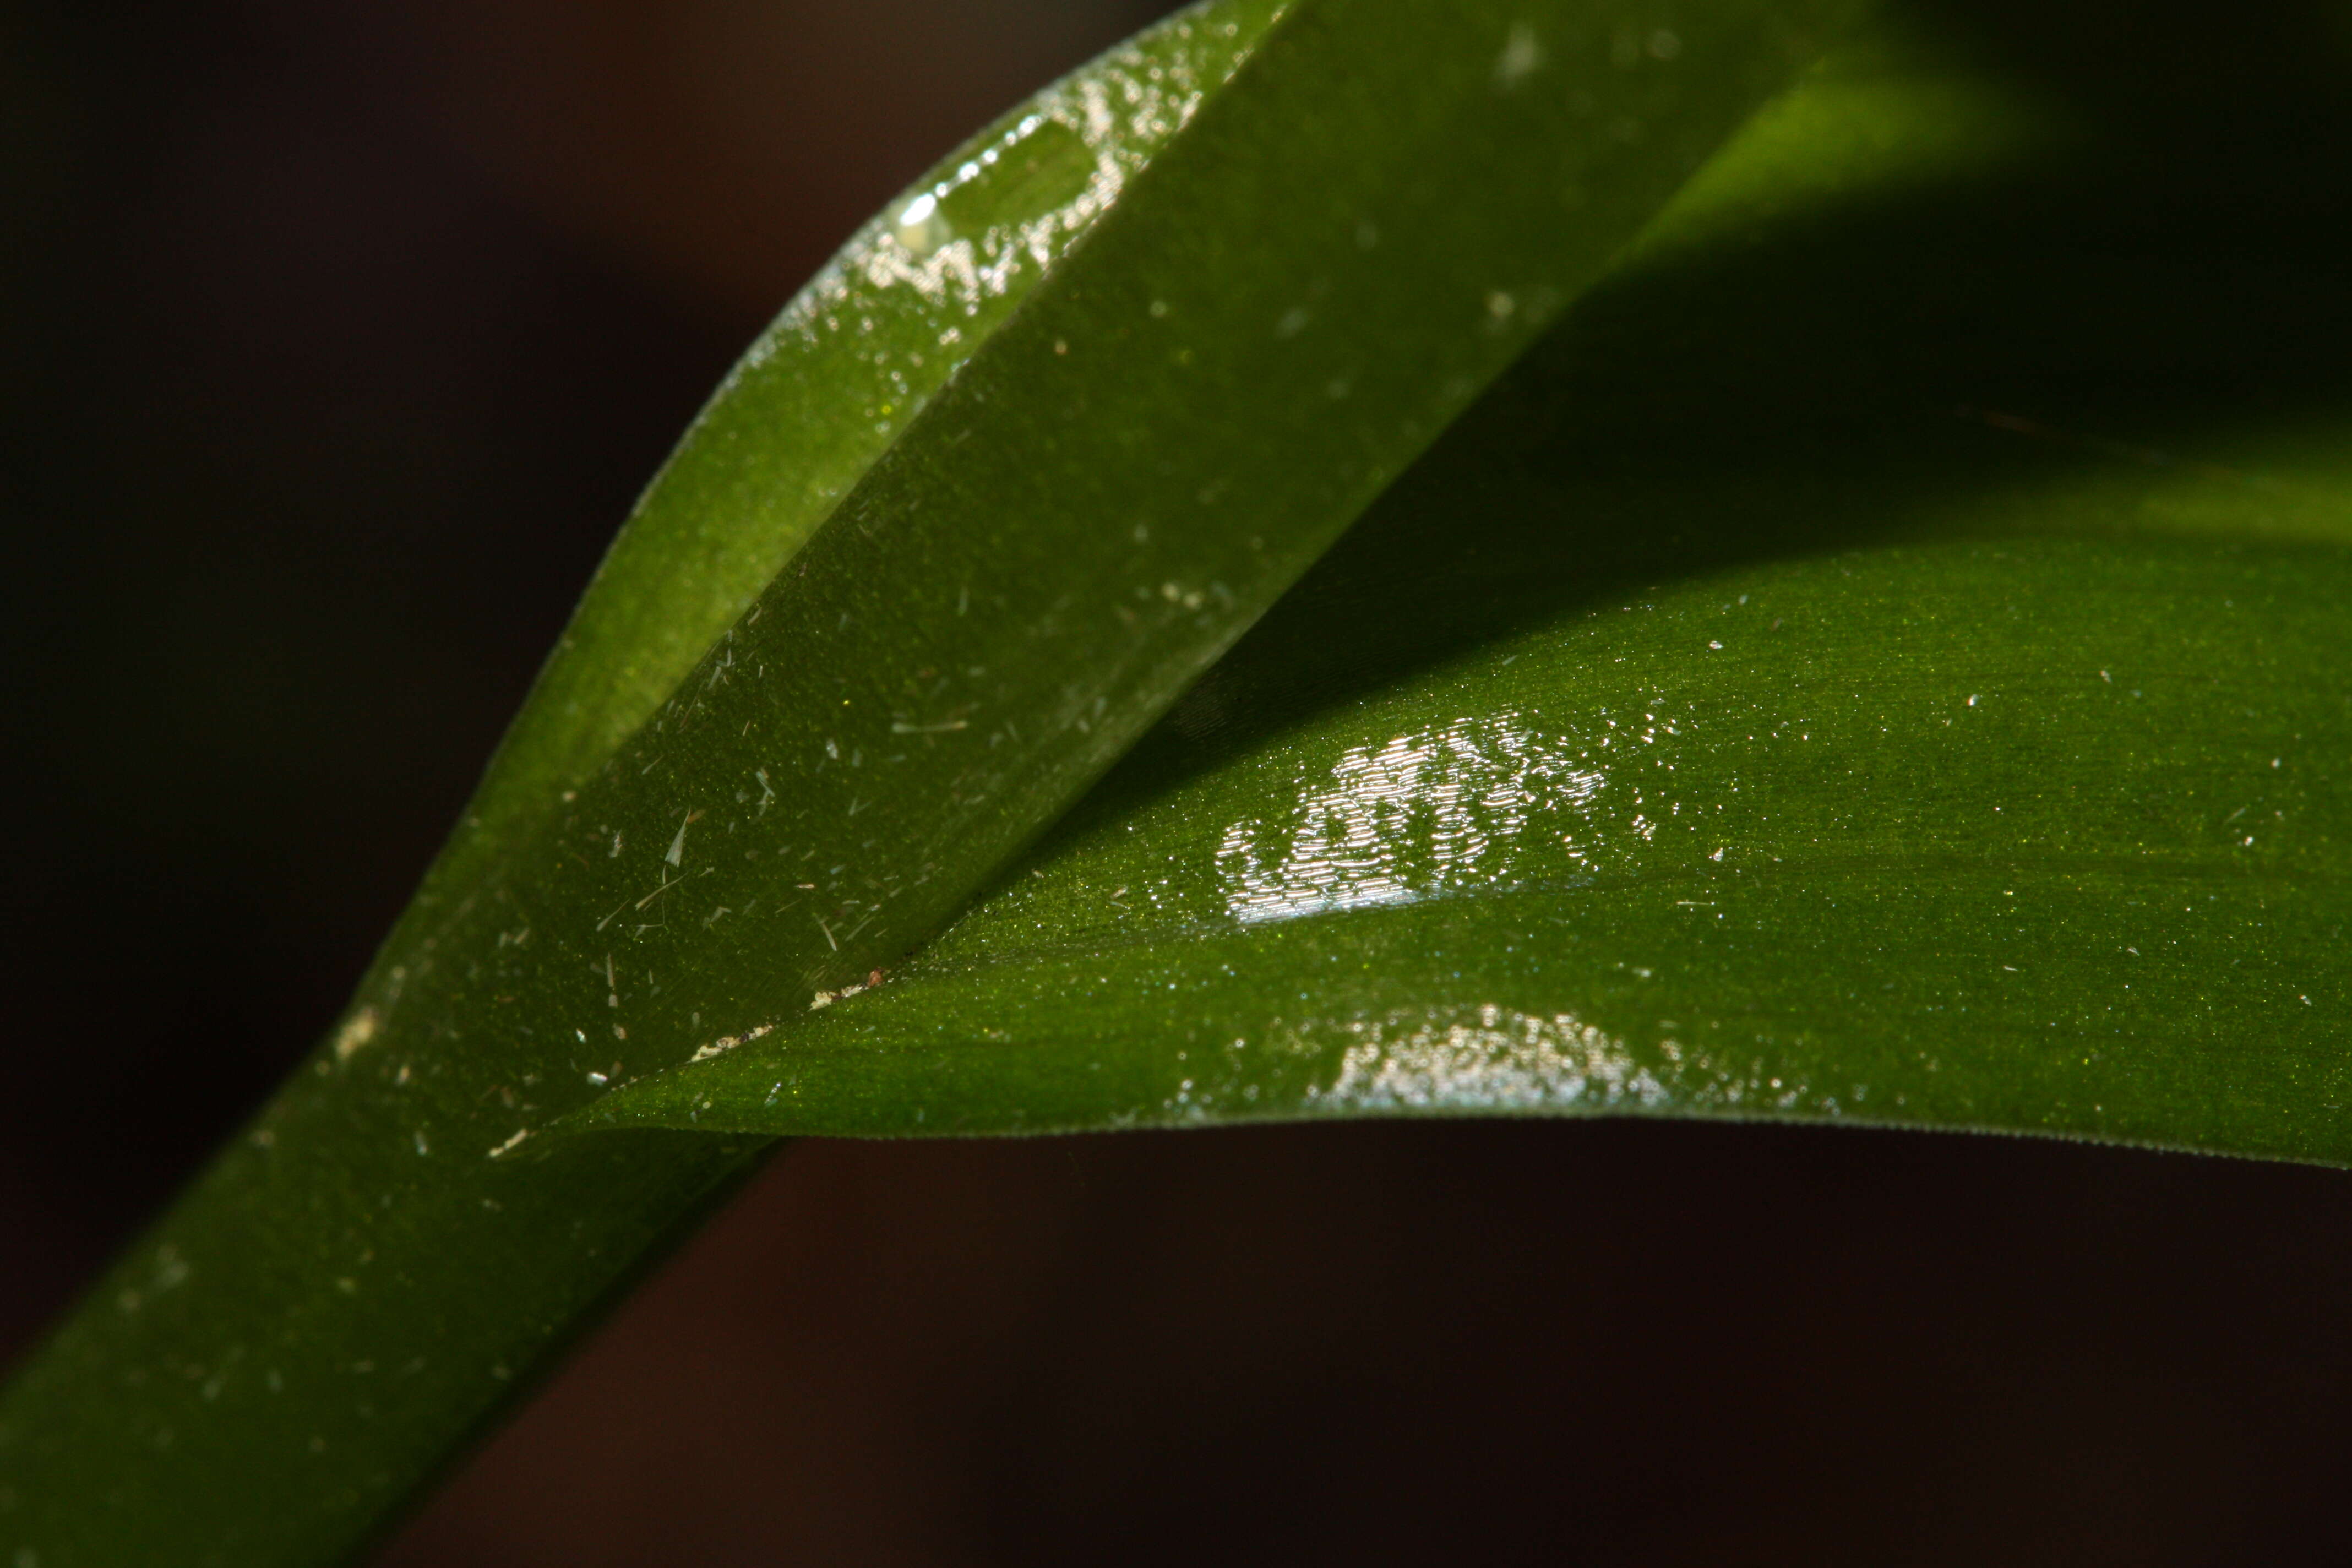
[7,2,2352,1562]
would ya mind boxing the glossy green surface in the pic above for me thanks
[584,19,2352,1162]
[443,2,1280,879]
[596,537,2352,1160]
[0,2,1852,1562]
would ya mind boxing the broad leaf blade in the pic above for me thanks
[594,536,2352,1161]
[581,21,2352,1163]
[0,2,1857,1562]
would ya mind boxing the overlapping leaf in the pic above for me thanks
[582,16,2352,1164]
[0,1,1860,1562]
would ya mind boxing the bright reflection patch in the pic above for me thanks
[1217,716,1604,924]
[1305,1004,1667,1111]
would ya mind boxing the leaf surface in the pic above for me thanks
[0,1,1856,1562]
[581,21,2352,1164]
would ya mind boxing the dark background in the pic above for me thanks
[8,2,2352,1562]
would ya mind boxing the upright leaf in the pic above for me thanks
[0,2,1858,1562]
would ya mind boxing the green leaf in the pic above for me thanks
[579,17,2352,1165]
[0,1,1855,1561]
[430,1,1288,887]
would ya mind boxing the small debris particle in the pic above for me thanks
[1493,22,1544,87]
[665,810,701,867]
[810,972,878,1010]
[690,1022,776,1063]
[332,1007,380,1063]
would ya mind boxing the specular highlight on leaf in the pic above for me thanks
[581,17,2352,1165]
[0,2,1863,1561]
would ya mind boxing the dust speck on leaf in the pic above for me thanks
[1493,23,1544,88]
[332,1007,380,1064]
